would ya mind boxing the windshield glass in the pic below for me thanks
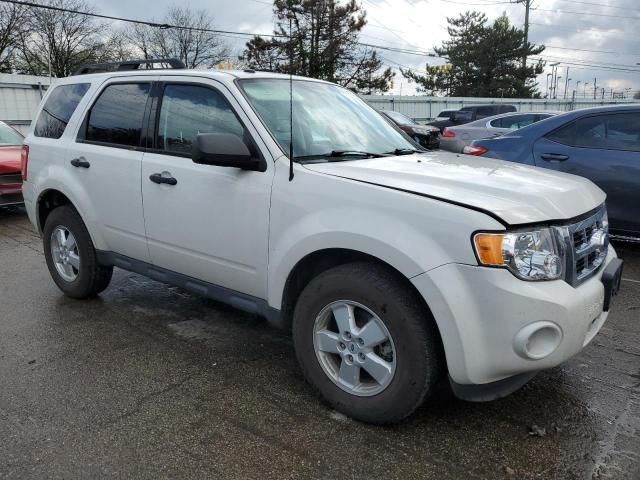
[0,123,23,146]
[384,110,414,125]
[239,79,415,160]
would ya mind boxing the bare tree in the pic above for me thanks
[16,0,107,77]
[99,30,138,63]
[124,23,156,61]
[126,6,228,69]
[0,2,28,72]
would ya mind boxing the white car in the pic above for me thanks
[21,61,623,424]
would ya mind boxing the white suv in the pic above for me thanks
[21,61,623,424]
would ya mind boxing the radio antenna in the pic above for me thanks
[288,0,294,181]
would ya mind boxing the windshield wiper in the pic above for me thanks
[295,150,388,163]
[386,148,421,156]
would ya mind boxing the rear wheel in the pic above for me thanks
[43,205,113,298]
[293,262,442,424]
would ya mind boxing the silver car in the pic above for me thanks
[440,111,559,153]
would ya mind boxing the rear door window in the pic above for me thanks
[85,83,151,147]
[546,113,640,152]
[491,114,537,130]
[34,83,90,139]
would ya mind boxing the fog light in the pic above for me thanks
[513,321,563,360]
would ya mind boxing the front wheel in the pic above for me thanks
[293,262,442,424]
[43,205,113,298]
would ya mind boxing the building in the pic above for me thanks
[0,73,51,135]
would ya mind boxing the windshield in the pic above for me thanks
[0,123,23,146]
[239,79,416,160]
[383,110,414,125]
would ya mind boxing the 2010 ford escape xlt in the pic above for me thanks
[22,60,623,424]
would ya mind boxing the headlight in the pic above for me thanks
[473,228,564,281]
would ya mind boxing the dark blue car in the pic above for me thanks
[466,105,640,240]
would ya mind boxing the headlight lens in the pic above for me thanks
[474,228,564,281]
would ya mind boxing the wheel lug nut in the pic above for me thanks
[358,352,365,361]
[357,338,364,346]
[347,354,353,362]
[344,332,351,339]
[339,342,346,350]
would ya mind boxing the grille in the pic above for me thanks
[559,206,608,286]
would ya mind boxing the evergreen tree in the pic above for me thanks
[402,12,545,98]
[244,0,393,94]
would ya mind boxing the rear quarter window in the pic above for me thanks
[34,83,90,139]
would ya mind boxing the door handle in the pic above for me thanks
[149,172,178,186]
[70,157,90,168]
[540,153,569,162]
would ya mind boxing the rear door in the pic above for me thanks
[532,111,640,236]
[67,78,155,261]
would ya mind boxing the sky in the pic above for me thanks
[100,0,640,97]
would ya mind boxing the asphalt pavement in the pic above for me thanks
[0,208,638,479]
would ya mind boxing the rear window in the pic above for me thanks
[34,83,90,139]
[85,83,150,147]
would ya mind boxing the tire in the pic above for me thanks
[43,205,113,299]
[292,262,442,424]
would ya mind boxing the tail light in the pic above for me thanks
[442,128,455,138]
[20,144,29,181]
[463,145,488,156]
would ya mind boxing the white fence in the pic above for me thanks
[361,95,640,123]
[0,74,51,135]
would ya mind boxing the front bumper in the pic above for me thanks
[412,244,618,386]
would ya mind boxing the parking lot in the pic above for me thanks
[0,208,638,479]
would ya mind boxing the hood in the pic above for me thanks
[303,152,606,226]
[0,146,21,174]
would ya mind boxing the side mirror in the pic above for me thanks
[192,133,263,171]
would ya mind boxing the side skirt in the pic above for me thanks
[96,251,284,329]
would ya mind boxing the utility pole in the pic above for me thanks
[593,77,597,100]
[563,67,570,99]
[521,0,531,70]
[550,62,559,99]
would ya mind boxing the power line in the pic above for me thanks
[0,0,285,37]
[544,45,636,56]
[533,7,640,20]
[553,0,640,12]
[0,0,447,60]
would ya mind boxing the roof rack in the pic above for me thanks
[73,58,186,76]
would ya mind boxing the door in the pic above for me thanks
[532,111,640,235]
[141,79,273,299]
[67,79,154,261]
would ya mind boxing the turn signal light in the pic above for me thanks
[473,233,505,265]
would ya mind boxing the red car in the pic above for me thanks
[379,110,440,150]
[0,121,24,207]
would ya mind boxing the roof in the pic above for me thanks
[63,68,330,84]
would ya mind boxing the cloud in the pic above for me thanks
[101,0,640,97]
